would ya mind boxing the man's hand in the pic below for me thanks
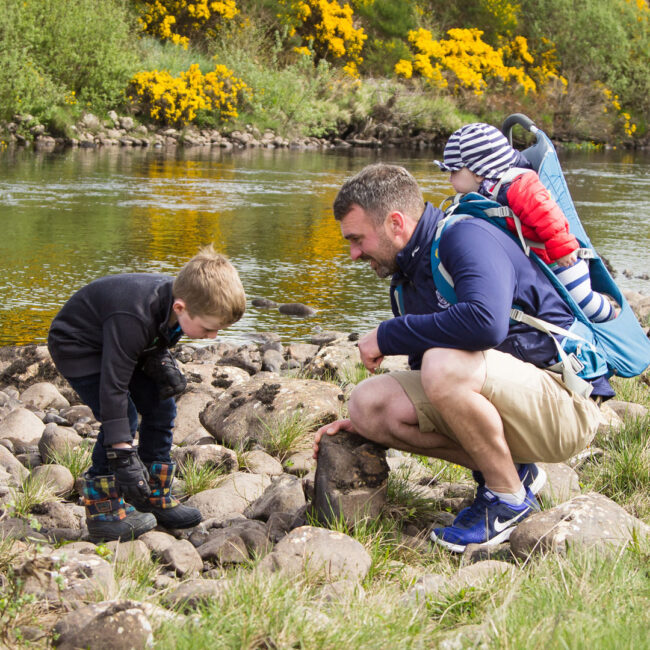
[106,447,151,507]
[555,251,578,268]
[313,418,357,458]
[358,328,384,373]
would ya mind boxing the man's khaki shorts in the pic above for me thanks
[390,349,605,463]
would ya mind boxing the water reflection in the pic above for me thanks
[0,146,648,347]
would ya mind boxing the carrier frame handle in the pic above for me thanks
[501,113,538,145]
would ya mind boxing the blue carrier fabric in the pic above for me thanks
[430,114,650,393]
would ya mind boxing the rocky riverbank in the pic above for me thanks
[0,293,648,647]
[1,110,461,153]
[6,110,650,156]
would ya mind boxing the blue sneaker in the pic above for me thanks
[472,463,547,495]
[430,486,540,553]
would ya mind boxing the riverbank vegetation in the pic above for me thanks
[0,0,649,145]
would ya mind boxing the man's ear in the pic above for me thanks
[387,211,406,236]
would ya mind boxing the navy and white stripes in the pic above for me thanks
[553,259,614,322]
[434,123,520,179]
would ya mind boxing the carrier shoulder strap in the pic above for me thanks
[431,203,595,398]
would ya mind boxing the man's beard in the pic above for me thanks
[362,230,400,278]
[366,257,397,278]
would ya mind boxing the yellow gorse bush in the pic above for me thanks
[602,87,637,137]
[395,27,557,96]
[280,0,367,76]
[137,0,239,48]
[128,63,250,126]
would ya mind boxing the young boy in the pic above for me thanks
[435,122,615,322]
[48,245,246,542]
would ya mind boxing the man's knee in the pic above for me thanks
[421,348,486,401]
[347,381,382,434]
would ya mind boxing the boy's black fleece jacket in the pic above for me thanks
[48,274,180,445]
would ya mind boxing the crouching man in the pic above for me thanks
[314,164,607,552]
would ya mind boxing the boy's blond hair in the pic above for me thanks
[173,244,246,324]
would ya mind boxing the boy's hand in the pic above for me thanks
[141,349,187,400]
[556,251,578,267]
[106,447,151,506]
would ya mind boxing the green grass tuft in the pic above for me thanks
[177,456,229,496]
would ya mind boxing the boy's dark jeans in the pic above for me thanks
[66,368,176,477]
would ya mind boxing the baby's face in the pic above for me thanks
[449,167,483,194]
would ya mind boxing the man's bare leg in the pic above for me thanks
[420,348,520,493]
[346,374,477,467]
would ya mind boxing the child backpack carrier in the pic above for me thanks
[431,113,650,398]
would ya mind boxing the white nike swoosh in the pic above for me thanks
[493,510,528,533]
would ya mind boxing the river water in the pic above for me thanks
[1,145,648,347]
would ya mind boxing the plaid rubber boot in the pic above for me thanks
[142,462,202,529]
[82,472,157,543]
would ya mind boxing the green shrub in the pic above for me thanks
[213,23,350,137]
[518,0,650,128]
[0,0,139,121]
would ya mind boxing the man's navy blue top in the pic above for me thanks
[376,203,613,398]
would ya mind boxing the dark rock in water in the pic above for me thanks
[278,303,316,317]
[252,297,278,308]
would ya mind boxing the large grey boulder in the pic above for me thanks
[18,550,116,601]
[304,342,361,381]
[313,431,389,526]
[52,600,153,650]
[171,443,238,473]
[209,365,251,390]
[197,528,250,565]
[407,560,515,605]
[196,520,271,566]
[0,443,29,484]
[258,525,371,581]
[244,474,306,521]
[38,423,84,462]
[0,408,45,446]
[510,492,650,557]
[162,578,230,611]
[286,343,319,365]
[172,391,214,445]
[20,382,70,410]
[161,539,203,578]
[200,375,344,449]
[241,449,284,476]
[138,530,176,556]
[606,399,648,421]
[185,472,271,522]
[31,464,74,496]
[537,462,581,505]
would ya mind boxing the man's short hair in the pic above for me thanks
[173,244,246,324]
[333,163,425,226]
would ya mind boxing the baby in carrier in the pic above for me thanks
[435,122,615,322]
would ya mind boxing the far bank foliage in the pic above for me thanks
[0,0,648,141]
